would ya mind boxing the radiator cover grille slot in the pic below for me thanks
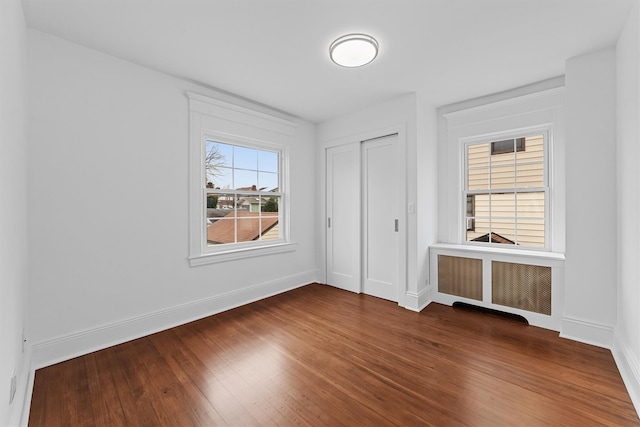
[438,255,482,301]
[491,261,551,315]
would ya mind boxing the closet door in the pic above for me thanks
[326,143,360,293]
[362,135,399,301]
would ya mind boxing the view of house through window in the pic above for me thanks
[465,134,547,248]
[205,141,281,246]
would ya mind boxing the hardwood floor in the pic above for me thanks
[29,283,639,426]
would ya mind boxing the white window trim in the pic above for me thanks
[438,81,565,255]
[188,92,297,267]
[461,126,551,250]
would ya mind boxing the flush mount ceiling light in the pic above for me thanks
[329,33,379,68]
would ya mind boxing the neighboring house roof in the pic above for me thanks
[207,211,278,244]
[471,232,516,245]
[236,185,258,191]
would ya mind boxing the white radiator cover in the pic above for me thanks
[429,243,565,331]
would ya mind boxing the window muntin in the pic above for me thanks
[205,140,283,248]
[465,134,547,248]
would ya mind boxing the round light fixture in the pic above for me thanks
[329,33,379,68]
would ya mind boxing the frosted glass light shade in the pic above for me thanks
[329,34,379,67]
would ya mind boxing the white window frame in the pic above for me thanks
[462,127,551,250]
[188,92,296,267]
[203,133,286,247]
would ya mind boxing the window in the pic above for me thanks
[188,91,296,266]
[465,134,547,248]
[205,141,282,246]
[439,82,564,254]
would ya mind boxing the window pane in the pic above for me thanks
[205,141,232,187]
[207,216,236,245]
[491,152,514,167]
[258,150,278,173]
[261,200,280,240]
[236,217,262,243]
[490,219,516,244]
[262,196,280,214]
[516,192,545,219]
[210,141,233,166]
[516,162,544,188]
[467,193,488,242]
[516,219,545,247]
[234,146,258,170]
[490,193,516,218]
[473,194,490,219]
[258,171,278,191]
[491,165,516,189]
[234,169,257,190]
[238,195,262,212]
[466,195,475,229]
[468,167,489,191]
[468,144,489,166]
[214,193,234,210]
[206,193,221,209]
[516,135,544,162]
[260,222,280,241]
[207,167,232,189]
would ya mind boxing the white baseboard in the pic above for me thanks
[19,363,35,427]
[32,270,318,369]
[560,316,614,349]
[5,344,33,427]
[404,285,432,312]
[612,336,640,418]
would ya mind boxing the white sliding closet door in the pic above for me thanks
[362,135,399,301]
[325,135,400,302]
[326,143,360,293]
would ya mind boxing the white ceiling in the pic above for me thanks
[22,0,634,123]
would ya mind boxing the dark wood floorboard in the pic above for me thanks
[29,283,639,426]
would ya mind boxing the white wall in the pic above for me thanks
[564,48,617,346]
[0,1,30,425]
[317,94,438,310]
[615,1,640,413]
[27,30,318,367]
[416,95,439,302]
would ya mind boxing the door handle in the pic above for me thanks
[395,219,399,232]
[328,217,331,228]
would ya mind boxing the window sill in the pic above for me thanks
[189,242,297,267]
[430,242,565,262]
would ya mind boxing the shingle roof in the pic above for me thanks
[207,211,278,244]
[471,232,516,245]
